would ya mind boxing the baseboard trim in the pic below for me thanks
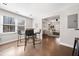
[60,42,73,48]
[0,39,18,45]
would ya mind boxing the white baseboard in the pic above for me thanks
[0,39,18,45]
[60,42,73,48]
[0,38,73,49]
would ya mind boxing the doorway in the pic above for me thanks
[42,15,60,38]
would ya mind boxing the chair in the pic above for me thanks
[17,30,24,46]
[72,38,79,56]
[34,29,41,44]
[24,29,36,50]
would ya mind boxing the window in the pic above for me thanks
[3,16,15,32]
[18,19,25,25]
[18,19,25,32]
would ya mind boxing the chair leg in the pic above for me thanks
[17,40,19,46]
[24,37,27,50]
[77,41,79,56]
[17,35,19,46]
[78,44,79,56]
[33,36,35,48]
[20,35,21,42]
[72,39,77,56]
[39,34,41,44]
[17,35,22,46]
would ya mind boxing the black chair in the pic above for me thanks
[72,38,79,56]
[24,29,36,50]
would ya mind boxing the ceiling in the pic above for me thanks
[0,3,79,18]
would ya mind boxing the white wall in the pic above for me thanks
[1,3,79,47]
[60,8,79,48]
[41,4,79,48]
[0,15,3,33]
[33,16,42,39]
[1,3,77,41]
[32,4,79,48]
[42,19,48,31]
[0,9,33,45]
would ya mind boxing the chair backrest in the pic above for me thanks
[25,29,34,36]
[17,30,22,35]
[39,29,41,33]
[37,29,41,34]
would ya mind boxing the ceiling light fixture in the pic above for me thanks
[2,3,8,5]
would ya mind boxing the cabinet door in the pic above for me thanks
[68,14,78,29]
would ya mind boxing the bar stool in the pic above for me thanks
[17,30,24,46]
[35,29,41,44]
[72,38,79,56]
[24,29,36,50]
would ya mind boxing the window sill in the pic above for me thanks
[0,32,16,35]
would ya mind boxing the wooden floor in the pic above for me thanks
[0,35,73,56]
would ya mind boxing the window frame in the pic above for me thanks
[3,16,15,33]
[17,19,25,32]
